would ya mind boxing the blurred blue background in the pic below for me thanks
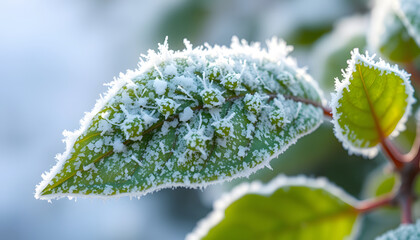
[1,0,407,239]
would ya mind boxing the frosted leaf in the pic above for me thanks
[331,49,414,158]
[376,220,420,240]
[35,37,324,200]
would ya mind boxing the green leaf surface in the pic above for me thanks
[187,176,360,240]
[35,37,324,200]
[376,220,420,240]
[331,49,414,157]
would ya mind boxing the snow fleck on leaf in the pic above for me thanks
[35,37,324,200]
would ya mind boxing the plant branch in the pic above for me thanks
[395,161,418,224]
[400,194,413,224]
[356,194,394,213]
[406,63,420,91]
[282,95,332,118]
[381,139,407,169]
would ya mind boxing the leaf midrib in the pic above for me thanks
[357,64,385,141]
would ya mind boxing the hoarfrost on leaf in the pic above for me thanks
[35,36,324,200]
[376,220,420,240]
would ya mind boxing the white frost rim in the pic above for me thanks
[330,48,415,158]
[186,175,361,240]
[35,36,325,200]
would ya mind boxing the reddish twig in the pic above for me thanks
[381,139,407,169]
[356,194,394,213]
[400,195,413,224]
[406,63,420,91]
[322,106,332,118]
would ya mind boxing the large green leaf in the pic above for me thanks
[35,37,324,200]
[376,220,420,240]
[187,176,360,240]
[331,49,414,158]
[369,0,420,62]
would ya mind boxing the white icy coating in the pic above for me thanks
[180,107,194,122]
[330,48,415,158]
[35,36,324,200]
[186,175,360,240]
[153,78,167,95]
[396,0,420,46]
[376,220,420,240]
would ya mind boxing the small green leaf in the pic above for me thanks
[363,164,420,199]
[362,165,397,199]
[376,220,420,240]
[331,49,414,158]
[187,176,360,240]
[35,37,324,200]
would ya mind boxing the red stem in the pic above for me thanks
[400,195,413,224]
[381,139,407,169]
[356,194,393,213]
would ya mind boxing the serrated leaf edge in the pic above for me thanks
[186,175,361,240]
[330,48,415,158]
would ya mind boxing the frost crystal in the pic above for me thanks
[121,115,145,141]
[243,93,265,115]
[35,36,324,200]
[156,98,180,119]
[221,73,242,91]
[200,87,225,108]
[376,220,420,240]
